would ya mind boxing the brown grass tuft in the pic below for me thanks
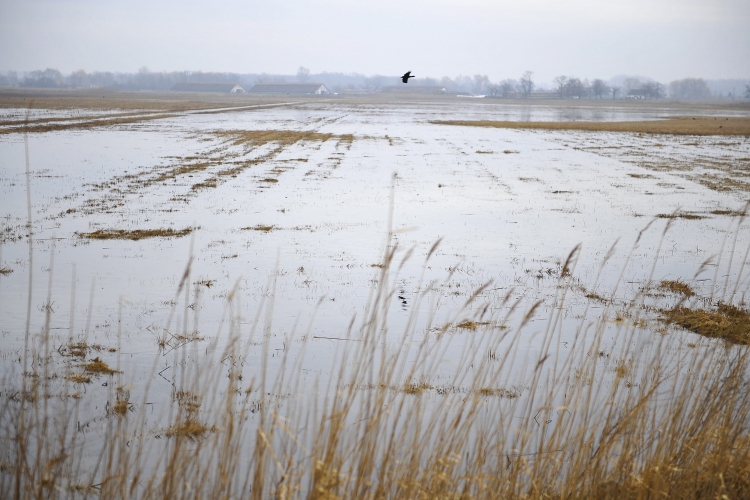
[655,212,705,220]
[659,279,696,297]
[83,357,118,375]
[663,303,750,344]
[475,387,520,398]
[165,419,213,439]
[77,227,195,241]
[242,224,274,232]
[65,374,92,384]
[455,320,490,330]
[0,267,12,275]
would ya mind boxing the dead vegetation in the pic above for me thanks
[659,279,696,297]
[662,303,750,345]
[242,225,274,232]
[165,419,214,439]
[83,357,118,375]
[433,116,750,136]
[655,212,706,220]
[0,267,12,275]
[65,373,91,384]
[455,320,491,330]
[77,227,195,240]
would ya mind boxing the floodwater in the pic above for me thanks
[1,98,750,433]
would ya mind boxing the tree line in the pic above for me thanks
[0,67,747,100]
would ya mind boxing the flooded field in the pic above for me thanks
[2,93,750,497]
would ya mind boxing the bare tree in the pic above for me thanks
[611,86,621,99]
[563,77,586,98]
[553,76,567,98]
[518,71,534,99]
[499,79,516,98]
[668,78,710,99]
[297,66,310,82]
[590,79,609,99]
[472,75,491,94]
[69,69,89,88]
[622,77,642,94]
[745,84,750,99]
[642,81,664,99]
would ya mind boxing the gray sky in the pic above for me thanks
[1,0,748,82]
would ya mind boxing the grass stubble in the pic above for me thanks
[3,118,750,499]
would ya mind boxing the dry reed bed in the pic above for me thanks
[3,221,750,499]
[433,117,750,136]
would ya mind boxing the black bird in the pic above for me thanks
[401,71,415,83]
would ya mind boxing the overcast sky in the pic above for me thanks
[1,0,748,83]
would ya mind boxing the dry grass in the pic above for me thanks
[83,357,118,375]
[77,227,195,240]
[659,279,696,297]
[711,208,748,216]
[656,212,705,220]
[662,303,750,345]
[433,116,750,136]
[242,224,274,232]
[215,129,336,147]
[5,191,750,499]
[64,373,91,384]
[165,419,214,439]
[455,319,491,330]
[0,267,12,275]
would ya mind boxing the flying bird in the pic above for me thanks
[401,71,415,83]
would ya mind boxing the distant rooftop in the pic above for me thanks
[248,83,330,95]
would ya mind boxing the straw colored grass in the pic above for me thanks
[663,303,750,345]
[433,116,750,136]
[77,227,194,240]
[4,213,750,499]
[658,279,696,297]
[83,357,118,375]
[242,224,274,232]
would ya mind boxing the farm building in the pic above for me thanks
[171,82,245,93]
[248,83,330,95]
[379,85,447,94]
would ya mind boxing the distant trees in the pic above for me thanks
[68,69,89,88]
[745,84,750,99]
[21,68,64,88]
[296,66,310,82]
[643,81,664,99]
[622,78,643,95]
[590,79,610,99]
[611,86,620,99]
[0,71,18,87]
[563,77,586,98]
[472,75,491,94]
[553,76,567,98]
[668,78,711,99]
[518,71,534,99]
